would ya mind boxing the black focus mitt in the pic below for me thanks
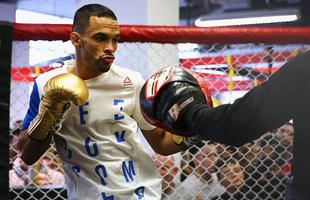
[140,66,212,136]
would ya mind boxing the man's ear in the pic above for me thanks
[70,32,81,48]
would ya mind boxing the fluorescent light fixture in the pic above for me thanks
[16,9,73,24]
[195,14,299,27]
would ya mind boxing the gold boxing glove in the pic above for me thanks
[28,73,89,140]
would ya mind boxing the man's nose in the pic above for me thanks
[104,40,115,52]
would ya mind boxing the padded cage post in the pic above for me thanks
[0,21,12,200]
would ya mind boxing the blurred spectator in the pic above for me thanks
[211,148,245,200]
[31,149,65,188]
[180,150,194,182]
[154,154,179,199]
[9,120,23,165]
[217,149,244,192]
[172,141,224,200]
[251,123,294,200]
[277,122,294,164]
[278,122,294,144]
[155,124,294,200]
[239,141,261,168]
[9,119,65,189]
[260,123,294,178]
[10,148,65,188]
[9,157,30,188]
[236,141,262,199]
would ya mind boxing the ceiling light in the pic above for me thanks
[195,14,299,27]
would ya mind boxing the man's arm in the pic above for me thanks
[20,129,53,165]
[141,127,189,155]
[20,73,88,165]
[186,50,310,146]
[18,80,51,165]
[140,51,310,147]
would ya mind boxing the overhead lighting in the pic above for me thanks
[195,8,300,27]
[195,14,299,27]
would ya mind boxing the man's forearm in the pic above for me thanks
[187,51,310,147]
[20,131,53,165]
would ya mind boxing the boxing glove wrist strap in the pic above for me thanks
[171,134,202,148]
[28,98,67,141]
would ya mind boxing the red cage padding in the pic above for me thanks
[13,23,310,44]
[11,24,310,92]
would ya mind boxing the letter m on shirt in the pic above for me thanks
[122,160,136,182]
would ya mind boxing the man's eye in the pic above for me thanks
[112,38,119,43]
[94,35,107,41]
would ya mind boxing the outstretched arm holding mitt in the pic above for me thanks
[141,51,310,199]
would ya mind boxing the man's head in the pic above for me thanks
[72,4,117,34]
[278,122,294,147]
[216,151,244,193]
[70,4,120,77]
[217,158,244,193]
[192,142,218,181]
[154,154,179,196]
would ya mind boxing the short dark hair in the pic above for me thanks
[72,4,118,33]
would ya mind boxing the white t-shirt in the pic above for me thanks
[22,64,161,200]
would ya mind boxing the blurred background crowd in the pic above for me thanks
[9,119,294,200]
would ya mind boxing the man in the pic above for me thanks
[213,150,245,200]
[10,150,65,189]
[174,142,223,200]
[142,51,310,199]
[153,154,179,199]
[20,4,196,200]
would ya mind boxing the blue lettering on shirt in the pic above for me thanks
[122,160,136,182]
[101,192,114,200]
[114,114,124,120]
[135,186,145,200]
[114,130,126,142]
[72,166,80,177]
[61,138,72,159]
[85,137,99,157]
[113,99,124,120]
[95,164,108,186]
[79,102,89,125]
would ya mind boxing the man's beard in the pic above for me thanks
[94,59,112,72]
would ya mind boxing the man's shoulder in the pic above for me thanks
[112,65,145,83]
[113,65,142,76]
[35,67,68,85]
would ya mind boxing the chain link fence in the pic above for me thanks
[9,32,310,199]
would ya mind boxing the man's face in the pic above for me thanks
[79,16,120,73]
[219,161,244,193]
[195,144,217,175]
[154,155,178,195]
[279,124,294,144]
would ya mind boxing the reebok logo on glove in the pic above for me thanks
[169,96,194,121]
